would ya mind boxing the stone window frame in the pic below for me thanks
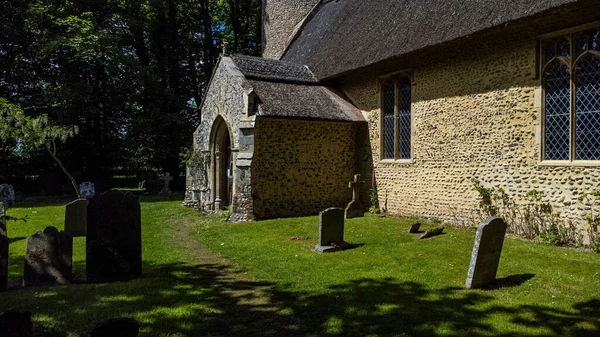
[378,70,414,164]
[539,23,600,166]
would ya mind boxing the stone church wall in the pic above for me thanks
[340,29,600,231]
[188,58,255,217]
[252,118,357,219]
[262,0,319,59]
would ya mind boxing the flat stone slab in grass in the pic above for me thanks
[408,222,421,233]
[419,226,444,239]
[87,190,142,283]
[64,199,88,237]
[466,217,507,289]
[314,208,350,253]
[23,227,73,287]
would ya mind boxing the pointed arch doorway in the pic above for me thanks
[210,116,233,210]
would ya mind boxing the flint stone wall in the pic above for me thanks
[262,0,319,59]
[339,24,600,232]
[252,118,356,219]
[186,58,255,220]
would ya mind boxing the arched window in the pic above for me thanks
[381,76,412,160]
[542,29,600,162]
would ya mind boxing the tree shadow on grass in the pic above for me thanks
[1,262,598,337]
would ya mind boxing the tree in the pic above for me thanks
[0,99,80,197]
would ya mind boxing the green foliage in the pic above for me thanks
[470,179,585,249]
[369,186,380,214]
[0,99,78,155]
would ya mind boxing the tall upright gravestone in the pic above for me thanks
[87,190,142,283]
[314,208,349,253]
[64,199,88,237]
[466,217,507,289]
[23,227,73,287]
[0,204,7,291]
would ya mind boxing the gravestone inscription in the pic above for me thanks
[87,190,142,283]
[64,199,88,237]
[0,206,7,291]
[466,217,507,289]
[345,175,365,219]
[314,208,349,253]
[23,227,73,287]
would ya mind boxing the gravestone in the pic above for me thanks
[87,190,142,283]
[466,217,507,289]
[0,206,7,291]
[419,226,444,239]
[0,311,33,337]
[64,199,88,237]
[90,318,140,337]
[407,222,421,233]
[0,184,15,206]
[314,208,349,253]
[345,175,365,219]
[159,173,173,195]
[80,182,95,199]
[23,227,73,287]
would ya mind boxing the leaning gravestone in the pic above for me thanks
[90,318,140,337]
[87,190,141,283]
[64,199,88,237]
[23,227,73,287]
[80,182,95,199]
[0,184,15,206]
[407,222,421,233]
[314,208,349,253]
[466,217,507,289]
[0,206,7,291]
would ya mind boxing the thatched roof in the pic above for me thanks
[248,79,364,122]
[231,55,317,84]
[282,0,582,79]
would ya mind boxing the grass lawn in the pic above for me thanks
[1,197,600,336]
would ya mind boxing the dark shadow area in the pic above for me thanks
[8,237,26,244]
[484,274,536,290]
[1,262,598,337]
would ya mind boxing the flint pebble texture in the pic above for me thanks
[340,27,600,234]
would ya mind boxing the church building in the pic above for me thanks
[187,0,600,227]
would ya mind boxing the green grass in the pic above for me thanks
[1,198,600,336]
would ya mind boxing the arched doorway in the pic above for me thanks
[210,117,233,210]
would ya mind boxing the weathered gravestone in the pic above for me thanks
[345,175,365,219]
[0,184,15,206]
[80,182,95,199]
[0,311,33,337]
[87,190,141,283]
[314,208,349,253]
[159,173,173,195]
[24,227,73,287]
[64,199,88,237]
[0,205,7,291]
[407,222,421,233]
[90,318,140,337]
[466,217,507,289]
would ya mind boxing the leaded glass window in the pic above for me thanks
[542,28,600,162]
[383,82,395,159]
[381,76,412,160]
